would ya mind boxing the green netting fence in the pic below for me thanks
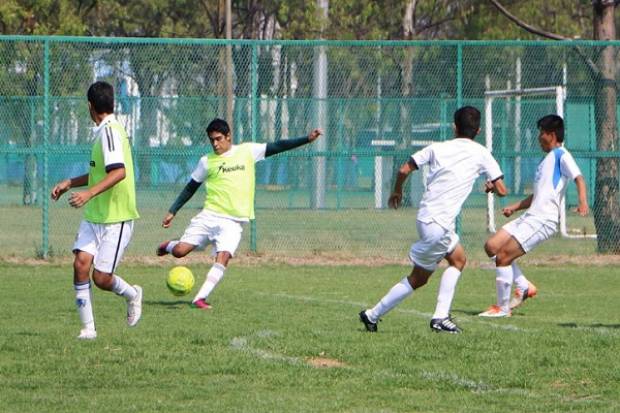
[1,36,619,260]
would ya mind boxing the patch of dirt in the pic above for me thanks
[2,252,620,267]
[305,357,347,368]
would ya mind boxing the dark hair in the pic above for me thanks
[454,106,481,139]
[87,81,114,114]
[537,114,564,142]
[206,118,230,136]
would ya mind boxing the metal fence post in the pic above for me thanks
[250,43,258,253]
[42,39,50,259]
[456,44,463,235]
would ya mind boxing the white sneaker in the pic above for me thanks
[77,328,97,340]
[510,282,538,309]
[127,285,143,327]
[478,305,512,318]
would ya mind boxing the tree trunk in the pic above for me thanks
[593,1,620,252]
[399,0,416,149]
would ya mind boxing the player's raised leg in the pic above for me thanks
[510,261,537,309]
[480,235,525,317]
[157,240,196,258]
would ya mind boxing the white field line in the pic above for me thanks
[419,370,534,396]
[230,330,302,366]
[258,292,527,332]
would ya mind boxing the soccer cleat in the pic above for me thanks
[156,240,171,256]
[478,305,511,318]
[430,317,462,334]
[510,282,538,309]
[192,298,212,310]
[77,328,97,340]
[358,310,378,332]
[127,285,143,327]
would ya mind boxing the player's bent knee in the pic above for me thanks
[92,270,114,289]
[455,256,467,271]
[495,251,512,267]
[171,243,194,258]
[73,259,91,276]
[484,242,498,257]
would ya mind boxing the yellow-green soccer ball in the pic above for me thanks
[166,266,195,296]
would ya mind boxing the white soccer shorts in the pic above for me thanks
[180,210,243,256]
[73,220,134,274]
[408,220,460,271]
[502,213,557,253]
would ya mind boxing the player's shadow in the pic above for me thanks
[454,309,482,316]
[145,300,190,309]
[453,308,527,317]
[558,322,620,329]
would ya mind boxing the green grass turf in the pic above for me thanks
[1,262,619,412]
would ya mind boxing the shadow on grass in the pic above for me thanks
[453,308,527,317]
[145,300,191,308]
[559,322,620,329]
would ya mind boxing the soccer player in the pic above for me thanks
[479,114,588,317]
[157,118,322,309]
[359,106,507,334]
[50,81,142,340]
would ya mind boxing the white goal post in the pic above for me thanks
[484,85,596,239]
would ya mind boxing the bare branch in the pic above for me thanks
[488,0,568,40]
[488,0,602,79]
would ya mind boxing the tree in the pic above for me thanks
[489,0,620,253]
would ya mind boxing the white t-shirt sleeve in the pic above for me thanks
[560,151,582,181]
[482,150,504,181]
[190,157,209,183]
[101,126,125,172]
[411,145,434,168]
[249,143,267,162]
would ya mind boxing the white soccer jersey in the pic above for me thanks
[190,143,267,182]
[412,138,503,230]
[527,146,582,222]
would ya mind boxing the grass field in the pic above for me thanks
[1,262,619,412]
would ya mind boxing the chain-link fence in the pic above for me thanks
[1,37,619,260]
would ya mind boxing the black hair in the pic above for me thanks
[206,118,230,136]
[454,106,481,139]
[537,114,564,142]
[87,81,114,114]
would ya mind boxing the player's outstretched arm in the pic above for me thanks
[389,159,417,209]
[264,129,323,157]
[51,174,88,201]
[502,194,533,217]
[574,175,589,216]
[162,179,202,227]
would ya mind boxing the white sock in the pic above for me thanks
[74,281,95,331]
[432,266,462,319]
[366,277,413,323]
[192,263,226,303]
[166,240,180,253]
[111,275,137,300]
[511,262,529,291]
[495,266,513,312]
